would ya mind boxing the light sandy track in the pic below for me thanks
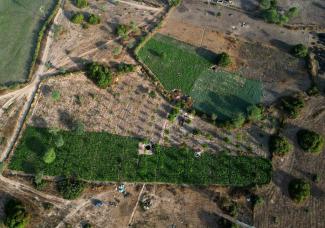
[117,0,162,11]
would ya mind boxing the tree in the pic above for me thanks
[269,135,292,156]
[43,148,56,164]
[4,199,29,228]
[297,129,324,154]
[71,12,84,24]
[247,105,263,122]
[288,179,311,203]
[217,52,231,67]
[87,14,100,25]
[291,44,308,58]
[281,95,304,118]
[86,62,112,88]
[75,0,88,8]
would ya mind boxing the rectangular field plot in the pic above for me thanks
[9,127,271,186]
[0,0,56,85]
[190,70,262,120]
[137,33,216,93]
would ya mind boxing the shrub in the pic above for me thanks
[168,106,180,121]
[51,90,60,101]
[306,85,319,96]
[168,0,181,6]
[116,24,129,38]
[252,195,264,208]
[75,0,88,8]
[262,8,279,23]
[57,177,85,199]
[34,171,46,190]
[247,105,263,122]
[259,0,271,9]
[230,112,246,129]
[73,121,85,135]
[286,7,299,19]
[87,14,100,25]
[117,63,135,73]
[297,129,324,154]
[217,52,231,67]
[269,135,292,156]
[280,96,304,118]
[86,62,112,88]
[112,45,123,56]
[288,179,311,203]
[43,147,56,164]
[54,134,65,148]
[4,199,29,228]
[71,12,84,24]
[291,44,308,58]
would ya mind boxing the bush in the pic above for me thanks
[71,12,84,24]
[4,199,29,228]
[167,106,180,121]
[34,171,47,190]
[291,44,308,58]
[57,177,85,199]
[75,0,88,8]
[230,113,246,129]
[117,63,135,73]
[112,45,123,56]
[54,134,65,148]
[87,14,100,25]
[259,0,271,9]
[288,179,311,203]
[306,85,320,96]
[297,129,324,154]
[262,8,279,23]
[247,105,263,122]
[51,90,60,101]
[116,24,129,38]
[286,7,299,19]
[43,147,56,164]
[217,52,231,67]
[280,96,304,118]
[86,62,112,88]
[269,135,292,156]
[168,0,181,6]
[73,121,85,135]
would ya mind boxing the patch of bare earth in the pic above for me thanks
[30,71,171,142]
[46,0,164,72]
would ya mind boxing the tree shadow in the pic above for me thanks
[269,39,292,53]
[198,210,219,227]
[31,115,48,128]
[58,109,74,130]
[26,136,46,156]
[195,47,218,63]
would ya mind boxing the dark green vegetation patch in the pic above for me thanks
[9,127,272,186]
[288,179,311,203]
[4,199,29,228]
[190,70,262,120]
[0,0,58,85]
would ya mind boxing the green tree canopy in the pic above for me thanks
[297,129,324,154]
[288,179,311,203]
[43,147,56,164]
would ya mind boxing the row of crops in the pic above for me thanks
[9,127,272,186]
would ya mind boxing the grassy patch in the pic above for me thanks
[0,0,57,85]
[9,127,272,186]
[137,33,216,93]
[190,70,262,120]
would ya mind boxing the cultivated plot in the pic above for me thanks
[190,70,262,120]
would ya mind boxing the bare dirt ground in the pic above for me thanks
[46,0,165,72]
[254,95,325,228]
[30,71,171,142]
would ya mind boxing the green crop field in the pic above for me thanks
[0,0,56,85]
[137,33,216,93]
[190,70,263,120]
[9,127,272,186]
[138,34,263,120]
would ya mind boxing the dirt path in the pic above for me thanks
[0,4,63,161]
[118,0,162,11]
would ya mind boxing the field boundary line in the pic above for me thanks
[128,184,145,226]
